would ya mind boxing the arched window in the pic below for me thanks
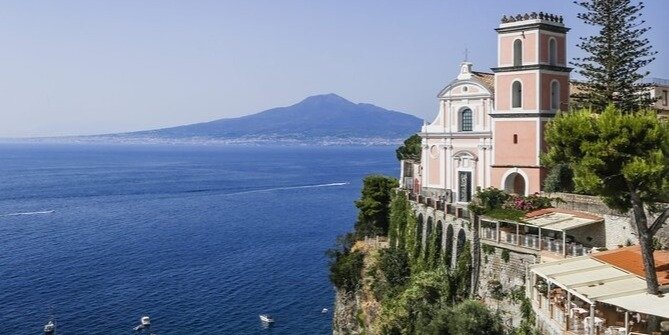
[513,39,523,66]
[551,81,560,110]
[549,38,557,65]
[512,81,522,108]
[460,109,473,131]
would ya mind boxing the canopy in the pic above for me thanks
[530,255,669,318]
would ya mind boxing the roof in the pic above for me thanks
[472,71,495,93]
[530,248,669,318]
[523,208,603,231]
[592,246,669,286]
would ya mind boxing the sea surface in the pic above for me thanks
[0,143,397,334]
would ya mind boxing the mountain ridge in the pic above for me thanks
[126,93,423,143]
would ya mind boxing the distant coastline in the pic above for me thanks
[0,135,406,146]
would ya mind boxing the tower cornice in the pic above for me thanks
[491,64,572,73]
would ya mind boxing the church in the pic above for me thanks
[401,12,570,203]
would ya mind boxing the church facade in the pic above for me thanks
[405,13,570,203]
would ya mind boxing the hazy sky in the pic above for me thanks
[1,1,668,137]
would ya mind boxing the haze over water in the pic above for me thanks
[0,144,397,334]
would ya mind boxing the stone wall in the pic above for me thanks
[546,192,669,249]
[478,244,538,328]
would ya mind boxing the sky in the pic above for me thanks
[1,1,668,138]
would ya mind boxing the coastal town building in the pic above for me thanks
[406,12,570,203]
[399,12,669,335]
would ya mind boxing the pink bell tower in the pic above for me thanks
[490,12,570,195]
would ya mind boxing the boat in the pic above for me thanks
[43,320,56,334]
[259,314,275,323]
[133,316,151,331]
[321,308,328,314]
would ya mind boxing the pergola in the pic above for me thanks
[530,250,669,334]
[480,208,603,257]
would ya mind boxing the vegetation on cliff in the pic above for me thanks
[330,177,513,334]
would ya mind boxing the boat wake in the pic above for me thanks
[230,182,349,195]
[1,210,56,217]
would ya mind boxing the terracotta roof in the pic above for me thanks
[524,207,603,221]
[592,246,669,286]
[472,71,495,93]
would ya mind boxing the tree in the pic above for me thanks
[354,175,399,238]
[327,233,365,293]
[543,106,669,293]
[571,0,657,112]
[446,300,505,335]
[395,134,422,162]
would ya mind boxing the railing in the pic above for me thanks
[482,227,497,241]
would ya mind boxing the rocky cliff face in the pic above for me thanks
[332,289,363,335]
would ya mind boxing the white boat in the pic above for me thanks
[259,314,275,323]
[43,320,56,334]
[321,308,328,314]
[133,316,151,331]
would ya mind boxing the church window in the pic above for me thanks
[460,109,473,131]
[513,39,523,66]
[551,81,560,110]
[549,38,557,65]
[512,81,522,108]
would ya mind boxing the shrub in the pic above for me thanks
[501,249,511,263]
[378,247,411,288]
[329,249,365,293]
[447,300,505,335]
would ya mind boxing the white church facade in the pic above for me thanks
[403,12,571,203]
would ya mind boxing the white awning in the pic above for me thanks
[530,256,669,318]
[601,293,669,318]
[524,211,602,231]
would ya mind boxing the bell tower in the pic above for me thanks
[490,12,571,195]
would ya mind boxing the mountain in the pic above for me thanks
[122,93,422,144]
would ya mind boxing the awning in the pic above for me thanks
[530,255,669,318]
[523,209,603,232]
[602,293,669,318]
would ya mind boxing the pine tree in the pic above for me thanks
[571,0,657,112]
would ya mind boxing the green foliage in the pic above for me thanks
[572,0,657,112]
[469,187,554,222]
[388,192,411,248]
[329,250,365,293]
[544,107,669,212]
[395,134,422,162]
[501,249,511,263]
[481,244,494,256]
[354,175,399,238]
[469,187,510,215]
[377,270,452,335]
[543,163,575,193]
[488,280,506,300]
[378,248,411,288]
[446,300,505,335]
[452,242,472,302]
[485,208,526,222]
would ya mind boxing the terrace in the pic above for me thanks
[528,247,669,335]
[479,208,604,259]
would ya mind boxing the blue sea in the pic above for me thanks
[0,144,397,334]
